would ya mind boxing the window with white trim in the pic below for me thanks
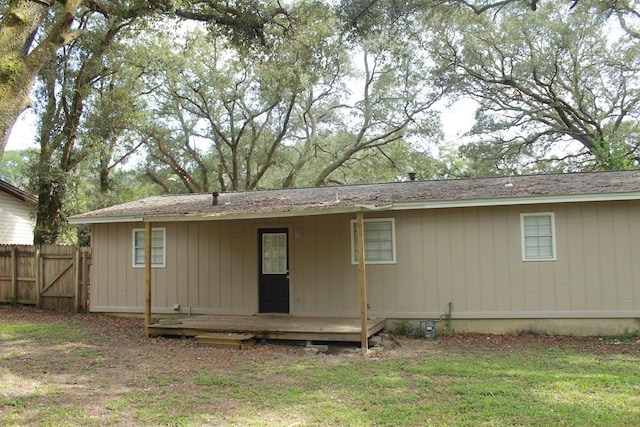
[521,213,556,261]
[133,228,166,268]
[351,218,396,264]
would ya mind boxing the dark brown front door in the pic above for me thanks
[259,228,289,313]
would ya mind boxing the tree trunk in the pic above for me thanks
[0,0,83,160]
[0,0,49,158]
[33,172,65,244]
[32,59,64,245]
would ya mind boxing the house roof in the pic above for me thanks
[0,179,37,203]
[68,170,640,224]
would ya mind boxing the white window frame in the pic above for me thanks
[262,232,288,275]
[520,213,556,261]
[132,227,166,268]
[351,218,396,265]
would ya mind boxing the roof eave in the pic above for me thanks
[67,216,144,225]
[390,191,640,210]
[0,182,37,203]
[141,206,371,223]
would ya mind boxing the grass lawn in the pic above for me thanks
[1,306,639,426]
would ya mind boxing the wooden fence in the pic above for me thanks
[0,245,91,312]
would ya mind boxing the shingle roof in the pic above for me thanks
[68,170,640,224]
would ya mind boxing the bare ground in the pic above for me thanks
[1,304,639,424]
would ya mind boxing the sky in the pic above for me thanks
[6,110,38,151]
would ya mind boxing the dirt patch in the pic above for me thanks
[2,304,638,361]
[1,305,638,424]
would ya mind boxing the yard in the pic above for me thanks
[1,305,639,426]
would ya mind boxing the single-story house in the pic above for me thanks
[0,180,36,245]
[68,170,640,337]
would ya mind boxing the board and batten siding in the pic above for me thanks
[366,201,639,319]
[0,191,35,245]
[90,200,639,319]
[92,220,258,314]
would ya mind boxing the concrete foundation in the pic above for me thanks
[387,318,640,337]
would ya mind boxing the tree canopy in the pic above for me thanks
[427,0,640,172]
[0,0,291,158]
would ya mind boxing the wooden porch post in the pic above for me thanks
[144,221,152,337]
[357,210,368,351]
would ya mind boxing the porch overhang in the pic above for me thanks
[67,205,392,225]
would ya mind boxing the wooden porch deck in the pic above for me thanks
[147,315,387,344]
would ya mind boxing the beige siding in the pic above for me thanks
[291,214,359,316]
[372,201,640,319]
[90,200,640,319]
[0,192,34,244]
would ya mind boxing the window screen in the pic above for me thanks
[521,213,556,261]
[351,218,396,264]
[133,228,166,268]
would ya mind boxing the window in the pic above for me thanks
[262,232,287,274]
[521,213,556,261]
[351,218,396,264]
[133,228,166,268]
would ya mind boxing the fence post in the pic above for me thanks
[35,245,41,309]
[74,246,80,313]
[11,247,17,302]
[81,249,88,312]
[79,249,85,312]
[84,248,91,312]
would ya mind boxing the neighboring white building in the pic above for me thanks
[0,180,36,244]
